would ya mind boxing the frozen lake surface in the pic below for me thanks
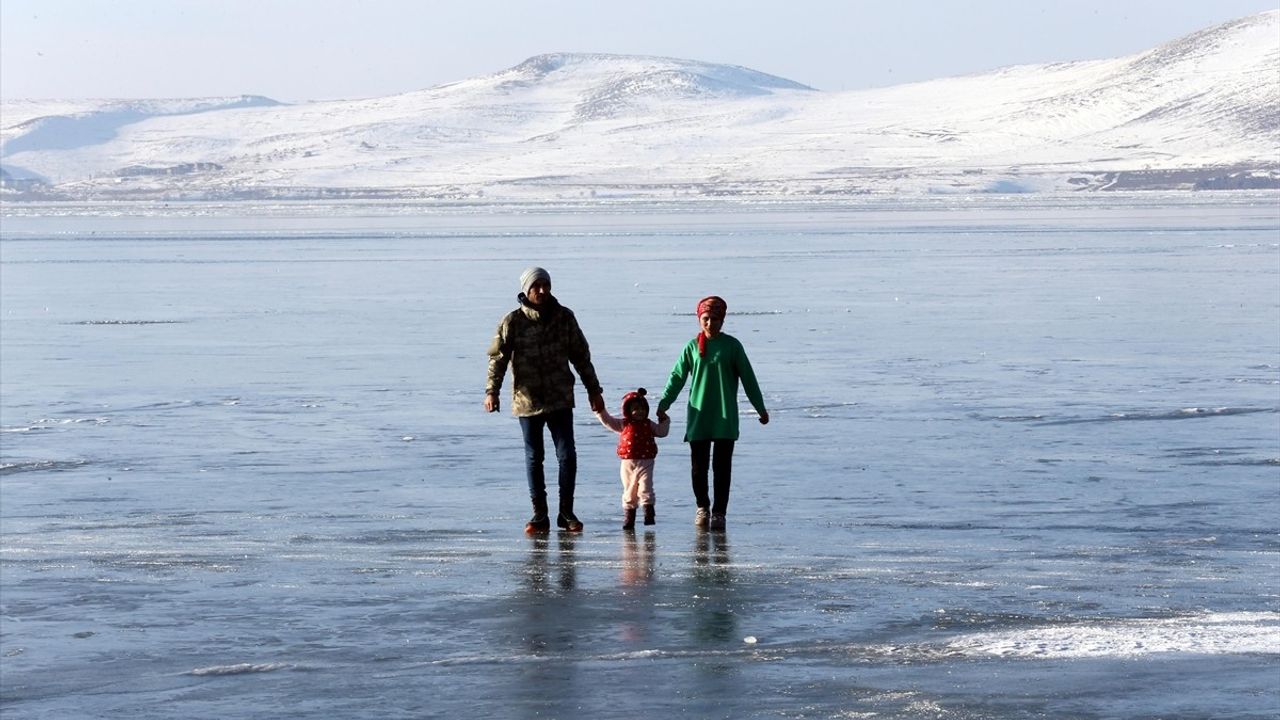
[2,195,1278,718]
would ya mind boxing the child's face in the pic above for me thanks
[626,399,649,420]
[700,312,724,337]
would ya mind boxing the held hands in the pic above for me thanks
[758,410,770,425]
[657,408,669,423]
[588,390,605,414]
[484,393,499,413]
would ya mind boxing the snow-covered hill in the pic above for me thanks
[2,12,1277,201]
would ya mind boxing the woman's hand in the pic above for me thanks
[758,410,769,425]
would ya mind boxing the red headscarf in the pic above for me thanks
[696,295,727,357]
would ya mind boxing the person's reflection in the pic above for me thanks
[618,531,657,643]
[512,533,582,718]
[620,530,656,587]
[517,533,579,653]
[691,529,736,643]
[556,532,577,592]
[522,534,551,596]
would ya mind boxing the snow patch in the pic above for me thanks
[188,662,292,676]
[946,612,1280,659]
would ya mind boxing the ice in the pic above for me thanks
[1,195,1278,718]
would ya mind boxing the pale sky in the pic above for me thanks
[2,0,1277,102]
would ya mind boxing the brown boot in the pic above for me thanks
[643,504,656,526]
[525,498,550,535]
[556,497,584,533]
[622,507,636,530]
[557,512,583,532]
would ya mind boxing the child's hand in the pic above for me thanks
[758,410,769,425]
[657,409,669,423]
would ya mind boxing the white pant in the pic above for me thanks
[619,458,656,508]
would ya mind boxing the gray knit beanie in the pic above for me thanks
[520,266,551,295]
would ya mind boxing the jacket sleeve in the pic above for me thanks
[564,310,603,395]
[595,408,625,433]
[657,342,694,413]
[734,340,767,415]
[652,415,672,438]
[485,315,511,395]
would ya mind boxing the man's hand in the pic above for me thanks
[588,391,605,414]
[758,410,769,425]
[484,393,499,413]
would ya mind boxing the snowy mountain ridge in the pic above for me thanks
[2,12,1277,201]
[1,96,280,156]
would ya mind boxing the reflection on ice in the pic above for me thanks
[690,530,737,644]
[520,533,579,600]
[619,530,656,587]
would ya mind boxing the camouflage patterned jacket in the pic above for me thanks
[486,296,603,417]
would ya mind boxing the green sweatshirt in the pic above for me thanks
[657,333,767,442]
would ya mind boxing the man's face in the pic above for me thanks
[527,279,551,305]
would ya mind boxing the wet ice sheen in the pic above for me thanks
[1,195,1278,719]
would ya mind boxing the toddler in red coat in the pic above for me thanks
[595,388,671,529]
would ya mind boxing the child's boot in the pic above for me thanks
[622,507,636,530]
[643,504,656,526]
[525,498,550,535]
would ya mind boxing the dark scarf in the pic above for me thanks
[518,292,561,322]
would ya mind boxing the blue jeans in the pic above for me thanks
[519,408,577,506]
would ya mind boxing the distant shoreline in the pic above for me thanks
[5,165,1278,206]
[4,187,1280,217]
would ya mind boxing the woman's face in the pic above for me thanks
[700,312,724,337]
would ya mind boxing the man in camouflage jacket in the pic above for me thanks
[485,267,604,533]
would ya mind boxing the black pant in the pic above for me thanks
[690,439,734,516]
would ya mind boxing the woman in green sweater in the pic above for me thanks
[657,296,769,530]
